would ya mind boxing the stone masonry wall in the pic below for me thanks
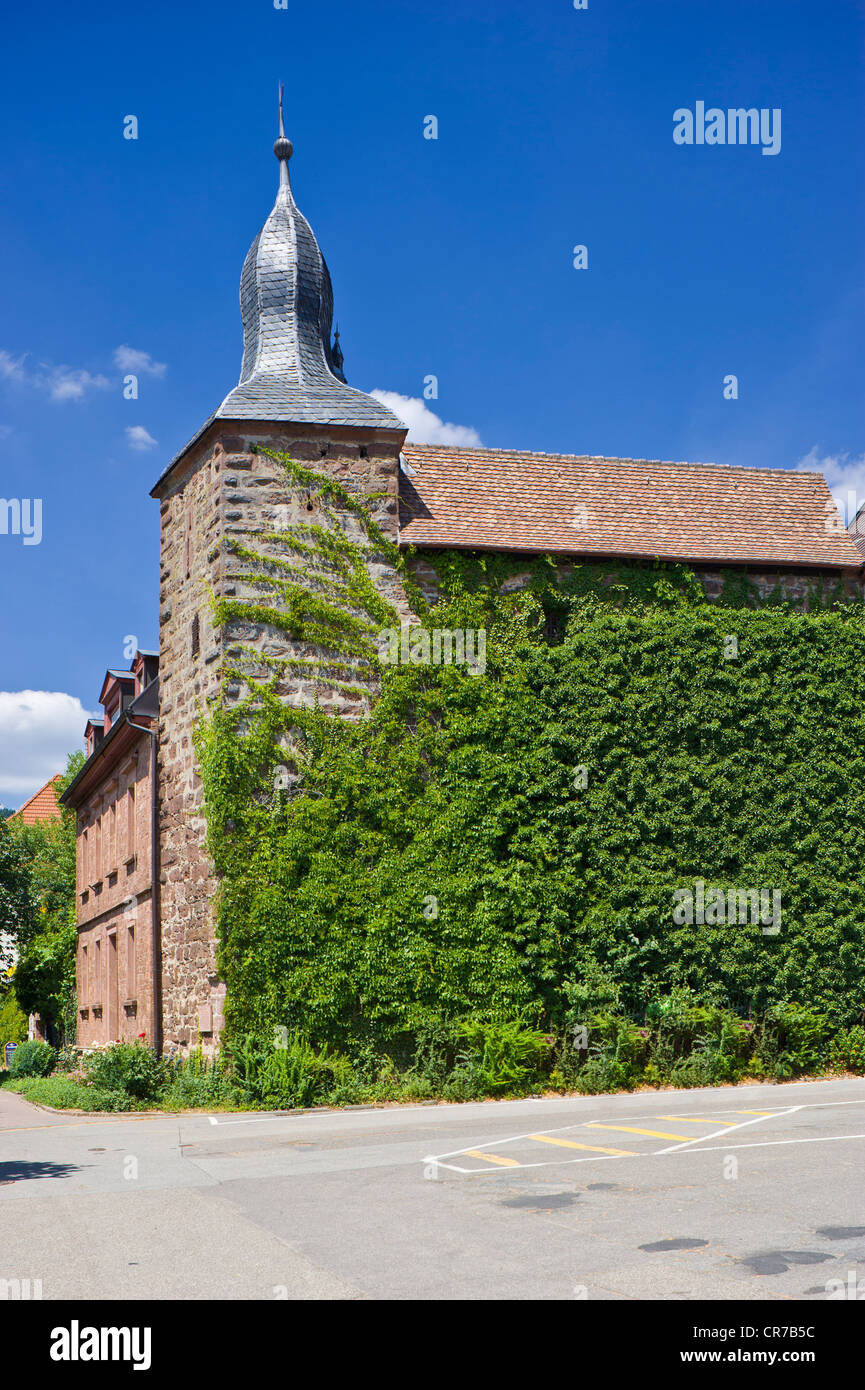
[155,420,408,1050]
[407,554,862,610]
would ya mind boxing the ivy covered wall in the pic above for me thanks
[196,474,865,1055]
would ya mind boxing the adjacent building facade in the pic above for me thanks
[64,103,865,1052]
[61,651,159,1048]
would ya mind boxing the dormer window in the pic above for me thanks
[85,719,105,756]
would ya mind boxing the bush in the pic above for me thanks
[9,1039,56,1077]
[5,1076,134,1111]
[456,1020,550,1094]
[229,1033,356,1109]
[755,1003,830,1079]
[162,1047,241,1109]
[85,1042,167,1102]
[829,1026,865,1073]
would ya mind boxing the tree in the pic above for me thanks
[0,815,30,972]
[6,751,84,1043]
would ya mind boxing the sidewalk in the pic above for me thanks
[0,1085,72,1130]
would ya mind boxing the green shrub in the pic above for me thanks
[234,1033,356,1109]
[575,1058,631,1094]
[408,1021,462,1090]
[223,1034,269,1099]
[85,1043,167,1102]
[755,1004,830,1079]
[162,1049,241,1109]
[9,1039,56,1077]
[456,1020,550,1094]
[5,1076,134,1111]
[829,1026,865,1073]
[442,1058,484,1102]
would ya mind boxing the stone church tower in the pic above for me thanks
[150,96,409,1049]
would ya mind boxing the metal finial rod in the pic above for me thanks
[274,81,293,168]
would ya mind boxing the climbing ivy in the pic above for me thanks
[209,447,426,705]
[198,476,865,1059]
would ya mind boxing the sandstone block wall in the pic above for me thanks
[154,420,408,1050]
[407,554,861,610]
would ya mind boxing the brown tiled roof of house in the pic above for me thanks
[9,774,62,825]
[398,445,863,570]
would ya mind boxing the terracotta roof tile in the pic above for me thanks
[398,445,862,570]
[9,774,62,825]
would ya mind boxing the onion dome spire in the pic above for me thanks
[215,86,402,428]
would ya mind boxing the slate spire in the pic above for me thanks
[216,88,402,428]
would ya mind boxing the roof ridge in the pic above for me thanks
[401,443,827,480]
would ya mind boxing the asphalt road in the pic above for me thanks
[1,1077,864,1300]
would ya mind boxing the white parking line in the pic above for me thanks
[426,1126,865,1175]
[652,1105,802,1154]
[424,1097,865,1173]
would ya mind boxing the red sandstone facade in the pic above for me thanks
[62,651,159,1049]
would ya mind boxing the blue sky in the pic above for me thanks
[0,0,863,805]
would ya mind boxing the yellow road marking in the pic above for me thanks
[585,1123,695,1142]
[464,1149,520,1167]
[659,1115,722,1126]
[529,1133,635,1156]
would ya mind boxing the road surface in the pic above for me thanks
[1,1076,863,1300]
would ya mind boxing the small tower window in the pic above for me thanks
[319,443,329,457]
[191,613,200,658]
[359,445,369,459]
[542,602,566,646]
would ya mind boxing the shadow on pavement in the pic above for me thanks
[0,1159,79,1184]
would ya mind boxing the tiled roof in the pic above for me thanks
[398,446,862,569]
[9,774,62,825]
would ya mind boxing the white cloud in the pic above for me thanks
[125,425,158,451]
[370,390,482,446]
[113,345,167,377]
[0,349,109,402]
[0,691,89,808]
[797,446,865,526]
[0,350,28,383]
[46,367,110,402]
